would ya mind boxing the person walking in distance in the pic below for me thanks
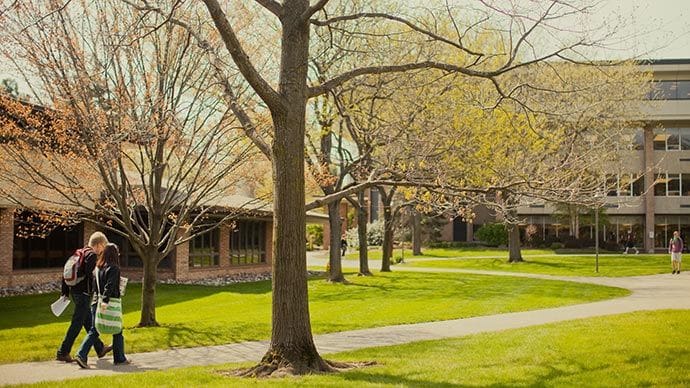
[669,230,683,274]
[623,233,639,254]
[56,232,112,362]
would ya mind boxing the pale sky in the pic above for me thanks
[1,0,689,95]
[592,0,690,59]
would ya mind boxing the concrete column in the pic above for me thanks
[644,125,656,252]
[467,221,474,242]
[0,208,15,284]
[264,221,273,265]
[219,225,230,267]
[174,229,190,280]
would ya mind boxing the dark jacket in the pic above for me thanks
[61,247,98,297]
[93,264,121,304]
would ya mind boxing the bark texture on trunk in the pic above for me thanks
[357,190,371,276]
[412,210,422,256]
[379,187,395,272]
[138,248,160,327]
[245,1,327,376]
[508,224,523,263]
[327,199,345,282]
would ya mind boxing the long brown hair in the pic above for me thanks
[96,243,120,268]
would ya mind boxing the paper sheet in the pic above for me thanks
[50,296,70,317]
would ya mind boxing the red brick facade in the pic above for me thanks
[0,215,272,288]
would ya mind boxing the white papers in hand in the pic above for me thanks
[50,296,70,317]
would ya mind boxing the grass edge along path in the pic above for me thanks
[403,253,670,277]
[15,309,690,387]
[0,271,629,364]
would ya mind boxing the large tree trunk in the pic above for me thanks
[380,187,394,272]
[508,224,523,263]
[357,190,371,276]
[412,210,422,256]
[327,199,345,282]
[244,2,329,376]
[138,247,159,327]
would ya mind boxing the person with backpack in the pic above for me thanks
[75,243,130,368]
[56,232,112,363]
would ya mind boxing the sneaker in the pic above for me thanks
[97,345,113,358]
[114,359,131,366]
[74,355,88,369]
[55,354,74,363]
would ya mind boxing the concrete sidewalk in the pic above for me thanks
[1,269,689,386]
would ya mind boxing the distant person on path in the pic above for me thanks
[56,232,111,363]
[75,243,130,368]
[669,231,683,274]
[341,236,348,257]
[623,233,639,254]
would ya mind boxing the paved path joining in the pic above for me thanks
[1,264,689,386]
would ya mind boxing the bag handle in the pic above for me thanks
[95,266,101,299]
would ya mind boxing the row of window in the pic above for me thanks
[12,218,267,270]
[646,80,690,100]
[605,173,690,197]
[653,128,690,151]
[653,173,690,197]
[189,220,267,268]
[606,174,644,197]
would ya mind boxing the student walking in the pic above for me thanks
[623,233,639,255]
[669,230,683,274]
[56,232,111,363]
[74,243,129,368]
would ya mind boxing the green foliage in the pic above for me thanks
[306,224,324,247]
[475,223,508,247]
[35,310,690,387]
[0,271,625,364]
[550,242,564,249]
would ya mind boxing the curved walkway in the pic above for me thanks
[1,266,689,386]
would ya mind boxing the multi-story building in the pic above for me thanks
[516,59,690,252]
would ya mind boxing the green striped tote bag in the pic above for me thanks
[95,297,123,334]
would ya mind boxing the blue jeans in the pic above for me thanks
[77,304,126,363]
[57,293,104,357]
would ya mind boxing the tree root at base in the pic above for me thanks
[220,359,377,378]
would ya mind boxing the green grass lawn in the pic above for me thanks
[22,310,690,387]
[403,253,672,277]
[344,247,556,260]
[0,271,628,364]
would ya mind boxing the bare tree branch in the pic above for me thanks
[202,0,285,112]
[254,0,283,18]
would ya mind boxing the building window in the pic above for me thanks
[13,215,82,269]
[653,128,690,151]
[606,173,643,197]
[648,80,690,100]
[230,220,266,265]
[189,229,220,267]
[105,228,172,269]
[653,173,690,196]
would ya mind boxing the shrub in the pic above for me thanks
[345,219,385,248]
[550,242,564,250]
[306,224,324,247]
[475,223,508,247]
